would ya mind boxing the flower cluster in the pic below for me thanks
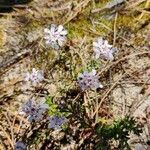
[135,144,145,150]
[15,141,26,150]
[77,69,103,91]
[93,37,116,60]
[25,68,44,86]
[44,24,68,50]
[48,115,66,129]
[20,99,49,122]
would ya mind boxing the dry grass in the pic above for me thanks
[0,0,150,149]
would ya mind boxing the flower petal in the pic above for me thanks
[93,42,99,47]
[58,25,64,32]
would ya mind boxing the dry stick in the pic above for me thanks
[91,0,125,13]
[92,73,126,118]
[84,92,90,117]
[140,76,150,92]
[125,0,147,10]
[12,113,17,132]
[113,12,118,46]
[97,51,150,76]
[129,76,150,114]
[3,112,15,147]
[0,143,4,150]
[106,81,150,85]
[0,5,27,8]
[17,115,24,134]
[0,126,14,149]
[91,21,135,46]
[12,113,17,131]
[2,107,28,123]
[138,0,150,19]
[73,93,81,102]
[68,44,86,67]
[85,91,94,119]
[63,0,91,25]
[120,85,127,118]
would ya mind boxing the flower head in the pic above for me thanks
[15,141,26,150]
[44,24,68,50]
[25,68,44,86]
[48,116,66,129]
[93,37,116,60]
[19,99,49,122]
[135,144,145,150]
[77,69,103,91]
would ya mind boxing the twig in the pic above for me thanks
[138,0,150,19]
[129,75,150,114]
[0,49,30,69]
[113,12,118,46]
[125,0,147,10]
[63,0,91,25]
[83,92,90,117]
[0,5,27,8]
[85,91,94,118]
[97,51,150,76]
[0,126,14,149]
[91,0,125,13]
[3,111,15,147]
[92,73,126,118]
[88,20,135,46]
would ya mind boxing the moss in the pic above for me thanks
[94,0,111,8]
[25,20,43,32]
[67,16,91,39]
[117,14,135,28]
[67,1,114,39]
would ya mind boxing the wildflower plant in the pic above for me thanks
[93,37,116,60]
[46,96,68,128]
[15,141,26,150]
[25,68,44,86]
[11,22,143,150]
[77,69,103,91]
[44,24,68,50]
[19,98,49,122]
[48,115,66,129]
[95,116,142,149]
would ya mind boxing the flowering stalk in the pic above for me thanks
[44,24,68,50]
[25,68,44,86]
[19,99,49,122]
[93,37,116,60]
[77,69,103,91]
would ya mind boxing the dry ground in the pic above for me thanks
[0,0,150,149]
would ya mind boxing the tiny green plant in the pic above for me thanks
[95,116,142,150]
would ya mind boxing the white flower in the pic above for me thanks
[93,37,116,60]
[44,24,68,50]
[77,69,103,91]
[25,68,44,86]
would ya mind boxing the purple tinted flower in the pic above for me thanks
[93,37,116,60]
[48,116,66,129]
[19,99,49,122]
[15,141,26,150]
[77,69,103,91]
[44,24,68,50]
[135,144,145,150]
[25,68,44,86]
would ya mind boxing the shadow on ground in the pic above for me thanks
[0,0,31,13]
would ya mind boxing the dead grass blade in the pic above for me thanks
[92,73,126,119]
